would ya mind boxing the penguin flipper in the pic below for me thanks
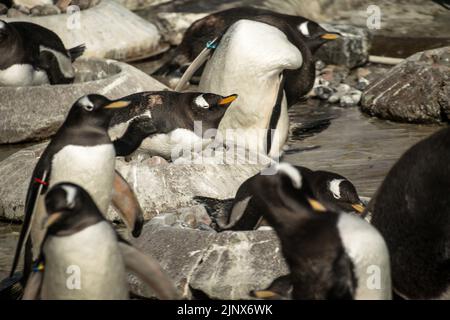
[113,116,158,157]
[112,170,144,238]
[118,242,180,300]
[68,44,86,62]
[10,169,49,278]
[22,270,43,300]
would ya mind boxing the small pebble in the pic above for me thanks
[7,8,27,17]
[328,83,351,104]
[356,67,371,80]
[30,4,60,16]
[355,77,370,91]
[315,60,326,71]
[314,85,334,100]
[340,89,362,107]
[146,155,169,166]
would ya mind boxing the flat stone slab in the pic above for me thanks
[0,142,262,222]
[2,1,167,61]
[361,46,450,123]
[0,58,167,144]
[129,219,286,299]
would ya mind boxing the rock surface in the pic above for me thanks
[0,58,166,144]
[361,46,450,123]
[2,1,166,61]
[129,219,287,299]
[0,143,262,222]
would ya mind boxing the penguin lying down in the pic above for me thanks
[247,163,391,300]
[0,20,85,86]
[195,165,367,231]
[8,94,144,297]
[22,183,179,300]
[108,91,238,160]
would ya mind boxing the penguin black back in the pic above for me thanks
[371,127,450,299]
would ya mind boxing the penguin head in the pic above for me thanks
[297,21,340,53]
[43,182,104,236]
[188,93,238,126]
[312,171,366,214]
[254,163,327,216]
[66,94,131,128]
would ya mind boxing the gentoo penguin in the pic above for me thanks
[195,165,366,231]
[108,91,238,159]
[22,183,178,300]
[196,17,336,157]
[0,20,85,86]
[370,128,450,299]
[249,163,391,300]
[9,94,144,289]
[154,6,338,84]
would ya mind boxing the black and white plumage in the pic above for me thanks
[9,94,144,288]
[371,128,450,299]
[248,163,391,300]
[22,183,178,300]
[108,91,237,159]
[154,6,338,91]
[195,165,366,231]
[0,20,85,86]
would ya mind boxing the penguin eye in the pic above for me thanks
[84,104,94,112]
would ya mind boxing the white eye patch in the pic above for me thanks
[298,21,310,37]
[194,94,210,109]
[0,21,6,29]
[79,96,94,111]
[329,179,344,199]
[276,163,302,189]
[61,185,77,209]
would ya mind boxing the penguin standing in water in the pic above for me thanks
[196,17,337,157]
[0,20,85,86]
[108,91,238,159]
[22,183,178,300]
[248,163,391,300]
[9,94,144,290]
[371,128,450,299]
[195,165,366,231]
[154,6,338,85]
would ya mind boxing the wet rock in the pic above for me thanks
[0,142,262,221]
[340,89,362,107]
[7,7,27,17]
[361,46,450,123]
[328,83,351,104]
[355,77,370,91]
[30,4,60,16]
[0,4,8,14]
[129,221,287,299]
[316,24,371,68]
[0,58,167,144]
[314,85,333,100]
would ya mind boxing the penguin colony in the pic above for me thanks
[0,7,448,301]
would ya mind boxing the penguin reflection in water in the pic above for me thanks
[195,165,366,231]
[108,91,238,160]
[22,183,178,300]
[9,94,144,292]
[248,163,391,300]
[0,20,85,86]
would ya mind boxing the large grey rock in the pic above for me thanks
[0,58,167,144]
[316,24,371,68]
[2,1,166,61]
[361,47,450,123]
[0,143,262,221]
[130,219,287,299]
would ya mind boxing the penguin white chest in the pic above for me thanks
[50,144,115,213]
[0,64,49,86]
[41,222,128,300]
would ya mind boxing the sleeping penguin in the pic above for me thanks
[9,94,144,292]
[22,183,179,300]
[154,6,338,87]
[370,127,450,299]
[195,165,366,231]
[108,91,238,160]
[195,16,337,157]
[0,20,85,86]
[248,163,391,300]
